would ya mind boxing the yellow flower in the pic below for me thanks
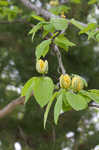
[50,1,59,6]
[36,59,48,74]
[61,12,66,18]
[72,76,84,91]
[61,14,66,18]
[60,74,71,89]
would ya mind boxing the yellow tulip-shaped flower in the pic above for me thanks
[72,76,84,91]
[50,1,59,6]
[61,12,66,18]
[36,59,48,74]
[60,74,71,89]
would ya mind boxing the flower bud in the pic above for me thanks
[60,74,71,89]
[50,1,58,6]
[61,12,66,18]
[72,76,84,91]
[61,14,66,18]
[36,59,48,74]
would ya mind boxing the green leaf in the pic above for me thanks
[62,101,72,112]
[44,92,58,128]
[31,15,45,21]
[42,30,49,38]
[87,30,98,40]
[58,5,70,13]
[66,92,88,111]
[85,96,91,103]
[58,89,72,111]
[79,23,97,35]
[88,89,99,95]
[62,92,72,111]
[70,19,84,30]
[96,33,99,42]
[54,34,76,51]
[71,19,98,41]
[36,39,51,59]
[25,83,34,104]
[43,23,55,33]
[78,93,91,103]
[49,5,70,15]
[51,17,68,30]
[80,90,99,103]
[42,23,55,38]
[28,22,42,41]
[54,93,63,124]
[21,77,35,96]
[33,77,54,107]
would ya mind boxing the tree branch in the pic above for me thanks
[0,96,99,119]
[60,0,69,4]
[0,19,28,24]
[0,19,34,27]
[20,0,99,34]
[0,96,25,118]
[51,31,66,74]
[89,103,99,108]
[19,0,90,26]
[20,0,55,19]
[53,45,66,74]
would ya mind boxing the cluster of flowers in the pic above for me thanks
[60,74,85,91]
[36,59,86,91]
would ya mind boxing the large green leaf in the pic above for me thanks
[54,34,75,51]
[54,93,63,124]
[80,90,99,103]
[44,92,58,128]
[36,39,51,59]
[33,77,54,107]
[51,18,68,30]
[66,92,88,111]
[21,77,35,96]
